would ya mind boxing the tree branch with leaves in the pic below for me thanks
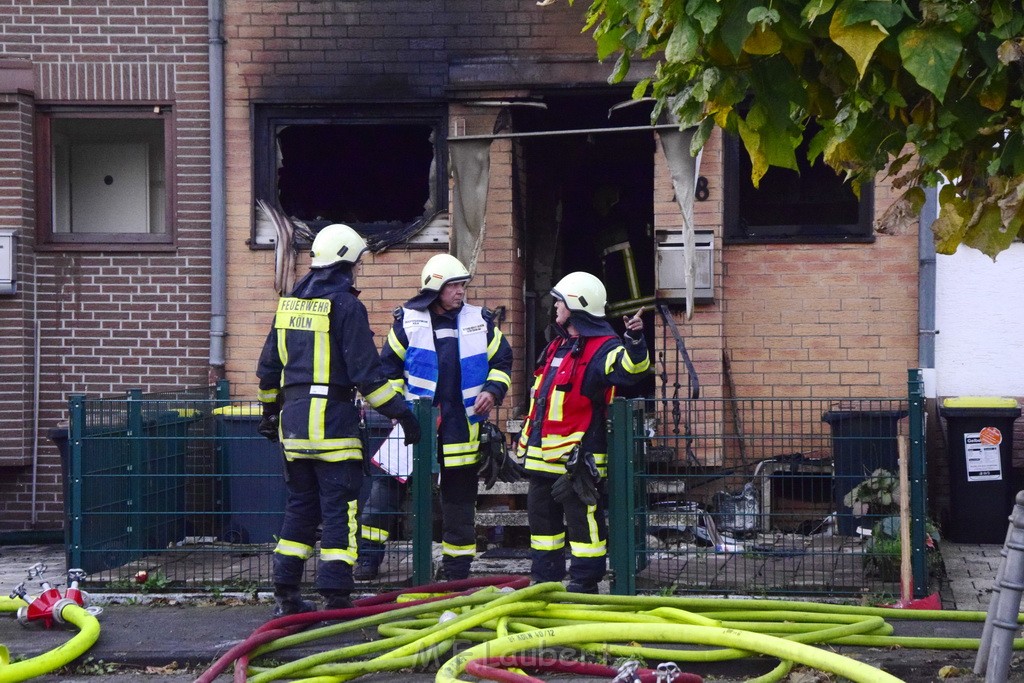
[556,0,1024,257]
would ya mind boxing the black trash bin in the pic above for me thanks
[822,408,907,535]
[941,397,1021,544]
[49,409,196,573]
[213,406,288,544]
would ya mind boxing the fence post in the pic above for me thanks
[608,397,637,595]
[68,394,86,572]
[908,368,928,597]
[127,389,144,552]
[411,398,437,585]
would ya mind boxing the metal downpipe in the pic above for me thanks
[207,0,227,380]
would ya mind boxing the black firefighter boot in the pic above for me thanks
[321,590,354,610]
[272,584,316,617]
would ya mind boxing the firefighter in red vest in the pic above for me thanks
[516,271,651,593]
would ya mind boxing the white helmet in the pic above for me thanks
[310,224,368,268]
[551,271,607,318]
[420,254,470,292]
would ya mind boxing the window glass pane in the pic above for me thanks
[724,122,872,242]
[51,118,165,235]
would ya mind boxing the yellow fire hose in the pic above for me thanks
[0,602,101,683]
[221,581,1024,683]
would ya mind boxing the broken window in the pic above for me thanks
[252,105,446,248]
[723,122,874,243]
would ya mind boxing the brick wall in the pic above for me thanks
[221,0,921,466]
[222,0,600,412]
[0,89,36,475]
[0,0,211,532]
[721,168,917,400]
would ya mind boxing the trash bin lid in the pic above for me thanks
[943,396,1019,410]
[212,405,262,417]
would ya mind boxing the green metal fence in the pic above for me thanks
[63,384,436,591]
[64,372,930,600]
[608,369,931,600]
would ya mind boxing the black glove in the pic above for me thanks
[477,422,526,490]
[551,447,599,506]
[398,411,421,446]
[257,414,279,443]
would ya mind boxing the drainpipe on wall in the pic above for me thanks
[918,186,939,399]
[207,0,227,382]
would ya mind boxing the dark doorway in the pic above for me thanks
[512,92,656,398]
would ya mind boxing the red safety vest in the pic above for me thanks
[519,335,615,476]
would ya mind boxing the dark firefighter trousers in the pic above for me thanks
[274,459,362,594]
[527,473,608,591]
[359,459,478,580]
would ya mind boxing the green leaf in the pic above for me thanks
[607,52,631,84]
[933,186,970,254]
[596,25,626,60]
[747,7,780,25]
[829,1,889,81]
[687,0,722,34]
[992,0,1013,29]
[665,20,699,62]
[720,0,760,59]
[963,201,1020,258]
[801,0,837,25]
[632,78,651,100]
[898,26,964,102]
[840,0,905,29]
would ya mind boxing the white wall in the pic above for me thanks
[935,242,1024,397]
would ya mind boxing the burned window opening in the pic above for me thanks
[724,121,874,243]
[253,106,447,250]
[276,123,435,231]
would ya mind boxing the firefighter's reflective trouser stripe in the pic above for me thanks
[439,462,478,580]
[273,459,362,593]
[526,474,607,588]
[358,467,405,555]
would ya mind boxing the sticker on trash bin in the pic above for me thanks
[964,432,1002,482]
[979,426,1003,446]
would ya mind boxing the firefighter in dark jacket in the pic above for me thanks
[517,271,650,593]
[356,254,513,581]
[256,223,421,616]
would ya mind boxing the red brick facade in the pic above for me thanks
[0,1,212,531]
[0,0,924,533]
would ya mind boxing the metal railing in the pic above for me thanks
[609,370,930,599]
[64,384,436,591]
[64,372,930,601]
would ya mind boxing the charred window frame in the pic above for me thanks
[723,123,874,244]
[252,104,447,248]
[34,106,175,251]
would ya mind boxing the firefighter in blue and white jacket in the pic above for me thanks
[256,223,421,616]
[357,254,513,581]
[517,271,650,594]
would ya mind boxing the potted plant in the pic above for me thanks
[843,468,941,581]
